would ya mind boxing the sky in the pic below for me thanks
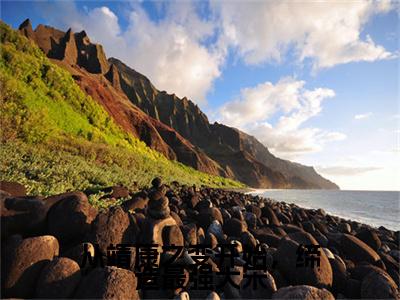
[1,0,399,191]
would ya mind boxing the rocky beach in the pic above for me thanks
[1,179,399,299]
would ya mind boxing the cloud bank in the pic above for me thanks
[38,0,395,103]
[218,77,346,159]
[35,0,394,159]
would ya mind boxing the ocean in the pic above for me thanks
[249,189,400,231]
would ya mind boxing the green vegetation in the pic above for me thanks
[0,22,244,196]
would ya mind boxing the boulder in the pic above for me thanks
[148,195,170,219]
[241,231,257,251]
[162,224,184,248]
[141,216,177,245]
[338,222,352,234]
[240,270,277,298]
[275,238,333,289]
[4,235,59,298]
[197,207,224,230]
[246,204,262,219]
[340,233,380,264]
[356,228,381,251]
[287,231,318,246]
[262,206,280,226]
[151,177,162,189]
[350,264,382,281]
[1,196,47,238]
[254,231,281,248]
[121,191,148,211]
[223,218,247,238]
[345,278,361,299]
[63,242,95,267]
[182,223,197,246]
[329,256,347,295]
[0,181,26,197]
[100,185,130,199]
[361,268,400,299]
[272,285,335,299]
[35,257,81,298]
[47,192,97,243]
[86,205,138,266]
[170,211,183,227]
[74,266,139,299]
[207,220,224,241]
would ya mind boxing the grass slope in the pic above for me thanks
[0,22,244,195]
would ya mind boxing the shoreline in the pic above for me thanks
[247,188,400,232]
[2,180,399,299]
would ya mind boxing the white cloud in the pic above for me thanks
[218,77,346,159]
[211,0,395,70]
[39,2,222,104]
[317,165,382,176]
[354,112,373,120]
[36,0,396,105]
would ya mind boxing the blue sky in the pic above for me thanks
[1,0,399,190]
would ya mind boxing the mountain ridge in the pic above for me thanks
[17,18,339,189]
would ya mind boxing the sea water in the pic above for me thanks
[250,189,400,231]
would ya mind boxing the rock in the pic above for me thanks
[1,196,47,238]
[390,249,400,262]
[345,278,361,299]
[340,233,380,264]
[141,216,177,254]
[322,248,335,260]
[0,189,11,200]
[287,230,318,246]
[0,181,26,197]
[262,206,280,226]
[170,211,183,227]
[162,224,184,248]
[223,218,247,238]
[272,285,335,299]
[175,291,190,300]
[246,204,262,219]
[205,232,218,249]
[35,257,81,298]
[187,194,199,209]
[86,206,137,261]
[329,256,347,295]
[148,195,170,219]
[74,266,139,299]
[240,270,277,298]
[302,221,316,233]
[100,185,130,199]
[121,192,148,211]
[207,220,224,241]
[253,230,281,248]
[197,207,224,230]
[356,228,382,251]
[312,230,329,248]
[206,291,220,300]
[281,224,303,234]
[47,192,97,243]
[350,263,382,281]
[4,235,59,298]
[361,268,400,299]
[339,222,352,234]
[151,177,162,188]
[63,242,95,267]
[241,231,257,251]
[244,212,257,229]
[182,223,197,246]
[275,238,333,289]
